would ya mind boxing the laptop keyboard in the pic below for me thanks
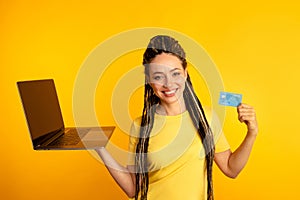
[50,128,90,146]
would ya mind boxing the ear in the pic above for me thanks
[145,74,150,84]
[184,68,188,81]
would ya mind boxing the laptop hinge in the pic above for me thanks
[34,128,64,148]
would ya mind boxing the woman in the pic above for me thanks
[96,35,258,200]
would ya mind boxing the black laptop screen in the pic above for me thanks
[17,79,64,140]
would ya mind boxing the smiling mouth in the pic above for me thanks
[162,89,178,96]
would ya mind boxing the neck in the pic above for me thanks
[157,99,186,116]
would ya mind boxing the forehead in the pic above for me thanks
[148,53,184,72]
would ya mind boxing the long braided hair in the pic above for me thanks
[135,35,215,200]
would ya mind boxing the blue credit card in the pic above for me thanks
[219,92,242,107]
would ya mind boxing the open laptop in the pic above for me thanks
[17,79,115,150]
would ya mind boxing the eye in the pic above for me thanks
[153,75,163,81]
[172,71,181,77]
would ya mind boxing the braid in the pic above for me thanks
[184,75,215,200]
[135,84,159,200]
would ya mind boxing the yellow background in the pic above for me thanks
[1,0,300,199]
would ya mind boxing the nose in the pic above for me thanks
[163,74,172,88]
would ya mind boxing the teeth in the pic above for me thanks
[165,89,176,95]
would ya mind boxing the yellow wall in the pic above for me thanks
[1,0,300,199]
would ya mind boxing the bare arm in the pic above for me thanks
[95,148,136,198]
[214,103,258,178]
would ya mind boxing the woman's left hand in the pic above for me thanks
[237,103,258,136]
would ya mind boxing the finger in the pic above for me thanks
[238,114,256,123]
[238,109,256,116]
[238,109,256,117]
[238,108,256,117]
[238,103,253,108]
[238,106,255,112]
[237,104,255,114]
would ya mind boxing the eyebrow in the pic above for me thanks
[151,68,182,75]
[170,68,181,72]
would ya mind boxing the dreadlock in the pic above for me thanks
[135,35,215,200]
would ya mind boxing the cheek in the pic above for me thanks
[150,83,162,93]
[175,77,186,87]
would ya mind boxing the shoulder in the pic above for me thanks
[130,116,142,137]
[202,106,223,137]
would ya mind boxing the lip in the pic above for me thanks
[162,88,178,97]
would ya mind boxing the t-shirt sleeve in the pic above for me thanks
[205,108,231,153]
[214,130,230,153]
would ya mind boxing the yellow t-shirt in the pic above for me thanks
[128,109,230,200]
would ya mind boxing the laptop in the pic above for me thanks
[17,79,115,150]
